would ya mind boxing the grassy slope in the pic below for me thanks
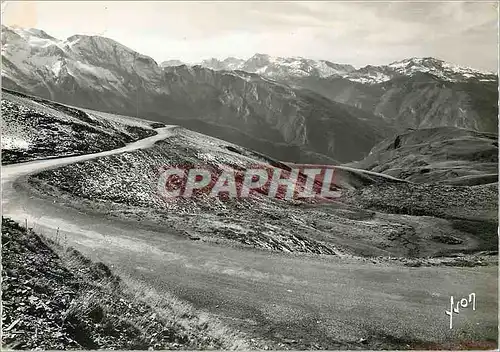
[1,218,251,350]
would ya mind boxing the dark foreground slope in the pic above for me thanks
[347,126,498,185]
[1,218,249,350]
[1,89,161,165]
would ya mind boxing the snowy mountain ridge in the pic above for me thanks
[344,57,496,84]
[1,25,498,145]
[162,53,356,79]
[1,25,164,96]
[162,54,496,84]
[3,25,496,89]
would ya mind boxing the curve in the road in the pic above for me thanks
[1,125,497,349]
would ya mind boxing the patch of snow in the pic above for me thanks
[227,71,251,82]
[51,60,62,76]
[1,135,31,150]
[71,61,119,82]
[256,66,268,74]
[346,71,392,84]
[1,68,13,80]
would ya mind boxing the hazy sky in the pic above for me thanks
[2,1,498,71]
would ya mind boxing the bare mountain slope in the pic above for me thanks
[287,71,498,134]
[3,94,497,349]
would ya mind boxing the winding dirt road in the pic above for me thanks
[1,127,497,349]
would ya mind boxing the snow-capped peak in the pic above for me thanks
[344,57,497,84]
[4,25,56,40]
[25,28,54,40]
[3,25,496,92]
[180,53,495,83]
[2,25,63,49]
[387,57,494,80]
[195,53,355,78]
[2,25,166,98]
[1,25,70,78]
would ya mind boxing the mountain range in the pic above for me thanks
[2,25,498,163]
[193,54,356,79]
[165,54,496,84]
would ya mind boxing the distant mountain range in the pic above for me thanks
[163,55,498,133]
[163,54,496,84]
[2,25,498,163]
[186,54,356,79]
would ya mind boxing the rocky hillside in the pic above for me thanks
[287,69,498,134]
[347,127,498,185]
[1,89,160,164]
[149,66,391,163]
